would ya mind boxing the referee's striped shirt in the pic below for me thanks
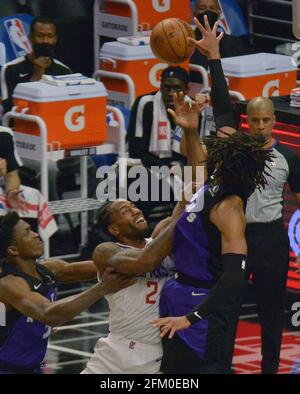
[246,140,300,224]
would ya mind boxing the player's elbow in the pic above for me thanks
[39,315,60,327]
[40,308,67,327]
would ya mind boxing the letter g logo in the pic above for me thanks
[152,0,170,13]
[262,79,280,97]
[149,63,168,88]
[64,105,85,132]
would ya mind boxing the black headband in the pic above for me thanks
[161,67,189,85]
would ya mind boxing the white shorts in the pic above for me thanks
[81,333,162,374]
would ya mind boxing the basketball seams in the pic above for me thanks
[161,19,184,63]
[150,22,163,59]
[174,19,187,59]
[150,18,195,64]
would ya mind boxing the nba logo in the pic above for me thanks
[4,18,32,57]
[129,341,136,350]
[217,1,231,34]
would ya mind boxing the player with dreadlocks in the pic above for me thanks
[108,16,274,374]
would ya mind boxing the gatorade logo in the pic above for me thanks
[262,79,280,97]
[64,105,85,132]
[152,0,170,13]
[149,63,168,88]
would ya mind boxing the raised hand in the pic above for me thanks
[167,92,207,131]
[31,57,52,81]
[188,14,224,59]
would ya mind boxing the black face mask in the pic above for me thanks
[196,10,219,29]
[33,43,55,59]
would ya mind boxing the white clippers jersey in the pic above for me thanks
[103,239,174,345]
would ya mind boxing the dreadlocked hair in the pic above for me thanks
[97,201,114,237]
[203,131,275,197]
[0,212,20,260]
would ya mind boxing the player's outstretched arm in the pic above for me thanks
[44,259,97,283]
[185,196,247,323]
[189,15,235,134]
[0,268,134,327]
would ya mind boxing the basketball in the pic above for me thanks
[150,18,196,64]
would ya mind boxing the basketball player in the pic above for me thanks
[0,212,134,374]
[189,16,300,373]
[81,97,209,375]
[81,196,190,374]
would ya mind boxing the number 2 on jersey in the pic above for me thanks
[145,281,158,304]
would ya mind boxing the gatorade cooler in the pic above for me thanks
[220,53,297,99]
[12,81,107,150]
[100,41,189,108]
[98,0,191,38]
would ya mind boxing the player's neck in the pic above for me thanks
[10,257,39,278]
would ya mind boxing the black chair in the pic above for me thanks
[0,0,22,16]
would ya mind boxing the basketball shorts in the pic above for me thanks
[81,333,162,374]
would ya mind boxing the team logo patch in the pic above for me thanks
[241,260,246,270]
[187,213,197,223]
[129,340,136,350]
[158,121,168,141]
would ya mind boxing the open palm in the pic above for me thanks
[167,92,205,130]
[188,14,224,58]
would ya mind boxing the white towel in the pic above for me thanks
[135,91,190,159]
[0,185,57,241]
[149,91,172,159]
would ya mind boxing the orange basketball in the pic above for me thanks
[150,18,195,64]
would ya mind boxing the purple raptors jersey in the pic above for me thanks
[0,262,56,373]
[159,181,245,360]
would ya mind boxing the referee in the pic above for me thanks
[245,97,300,374]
